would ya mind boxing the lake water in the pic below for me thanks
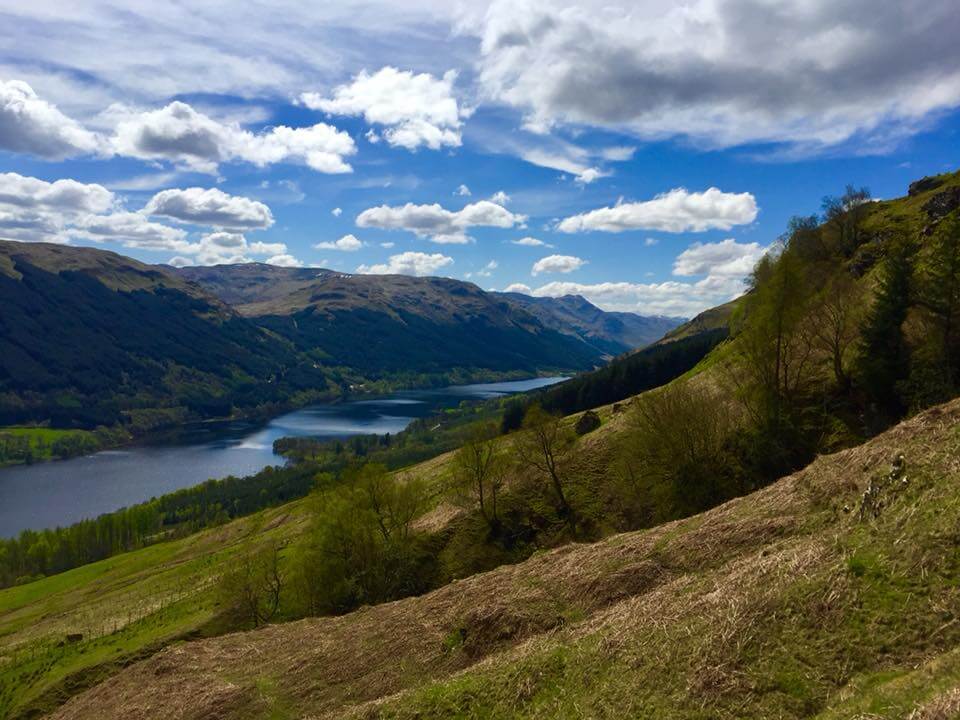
[0,376,566,537]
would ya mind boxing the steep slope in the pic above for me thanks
[49,399,960,720]
[0,241,328,430]
[177,265,605,376]
[497,292,684,354]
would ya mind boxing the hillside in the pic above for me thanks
[177,265,609,376]
[46,399,960,719]
[497,292,683,354]
[0,245,614,435]
[0,240,330,431]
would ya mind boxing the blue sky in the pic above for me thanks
[1,1,959,316]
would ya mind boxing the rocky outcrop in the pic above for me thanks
[908,176,944,196]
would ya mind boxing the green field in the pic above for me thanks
[0,427,103,467]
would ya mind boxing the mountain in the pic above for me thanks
[497,292,684,354]
[0,246,614,432]
[0,240,329,430]
[175,265,607,376]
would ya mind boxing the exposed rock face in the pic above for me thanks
[922,187,960,222]
[908,176,944,196]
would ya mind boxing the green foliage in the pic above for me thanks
[533,328,728,418]
[858,236,914,416]
[290,464,434,615]
[216,542,284,629]
[619,382,737,521]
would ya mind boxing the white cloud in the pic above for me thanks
[512,236,552,247]
[71,212,190,251]
[249,240,288,256]
[504,282,533,294]
[266,253,303,267]
[526,277,742,317]
[0,80,102,159]
[356,251,453,277]
[673,238,767,278]
[301,67,465,151]
[0,173,115,215]
[476,259,498,277]
[644,237,659,246]
[314,233,363,251]
[144,187,274,230]
[490,190,510,205]
[380,241,395,248]
[531,254,586,276]
[331,207,342,217]
[456,184,471,196]
[109,101,355,173]
[356,199,526,244]
[474,0,960,153]
[558,187,758,233]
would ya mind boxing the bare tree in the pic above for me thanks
[218,542,283,628]
[450,423,506,530]
[514,404,575,521]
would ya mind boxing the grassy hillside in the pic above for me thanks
[44,399,960,720]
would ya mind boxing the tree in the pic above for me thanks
[450,423,506,531]
[621,382,734,518]
[822,185,872,257]
[291,464,430,616]
[810,272,863,390]
[858,237,914,413]
[217,542,283,628]
[735,247,816,434]
[916,212,960,386]
[514,404,575,523]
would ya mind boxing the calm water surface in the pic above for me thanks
[0,377,565,537]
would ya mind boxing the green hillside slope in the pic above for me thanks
[46,399,960,720]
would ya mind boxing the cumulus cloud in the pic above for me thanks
[314,233,363,251]
[266,253,303,267]
[331,207,343,217]
[356,199,526,244]
[301,67,465,151]
[523,239,768,315]
[512,236,552,247]
[504,282,533,294]
[109,101,355,173]
[531,254,586,276]
[144,187,274,230]
[356,251,453,277]
[490,190,510,205]
[456,184,471,196]
[380,241,395,248]
[0,173,115,216]
[71,212,190,251]
[673,238,767,278]
[474,0,960,153]
[557,187,758,233]
[0,80,102,159]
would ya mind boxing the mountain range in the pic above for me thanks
[0,243,682,432]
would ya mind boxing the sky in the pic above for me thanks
[1,0,959,317]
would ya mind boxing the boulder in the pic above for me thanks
[575,410,601,436]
